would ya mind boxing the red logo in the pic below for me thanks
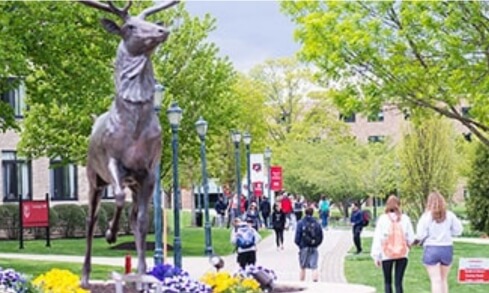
[252,163,262,172]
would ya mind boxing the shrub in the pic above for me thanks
[467,143,489,235]
[80,204,108,237]
[52,204,86,238]
[0,204,19,239]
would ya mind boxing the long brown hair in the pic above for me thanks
[384,195,402,221]
[426,191,447,223]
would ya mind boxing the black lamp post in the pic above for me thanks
[231,130,242,218]
[196,116,213,256]
[264,146,272,207]
[243,132,252,203]
[153,83,164,265]
[167,102,183,268]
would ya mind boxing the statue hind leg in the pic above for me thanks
[81,174,104,289]
[106,157,126,244]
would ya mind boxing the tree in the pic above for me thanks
[249,57,316,144]
[1,1,238,186]
[281,1,489,147]
[398,116,458,218]
[467,143,489,234]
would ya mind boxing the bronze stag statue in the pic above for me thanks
[78,0,179,288]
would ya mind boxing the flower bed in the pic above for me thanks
[0,263,281,293]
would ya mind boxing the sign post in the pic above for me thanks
[458,258,489,284]
[19,193,50,249]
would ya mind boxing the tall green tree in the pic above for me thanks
[0,1,238,186]
[398,117,458,218]
[281,1,489,147]
[467,143,489,234]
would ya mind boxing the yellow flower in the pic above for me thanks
[33,269,88,293]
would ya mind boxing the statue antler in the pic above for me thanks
[138,0,179,19]
[79,1,132,20]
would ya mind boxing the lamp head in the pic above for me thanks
[154,83,164,111]
[166,101,183,127]
[231,130,241,143]
[264,146,272,159]
[195,116,208,138]
[243,132,251,145]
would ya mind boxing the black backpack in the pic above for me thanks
[362,210,371,227]
[302,220,320,247]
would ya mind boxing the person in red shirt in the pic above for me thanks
[280,193,294,230]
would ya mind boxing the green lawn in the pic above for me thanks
[0,228,270,257]
[345,238,489,293]
[0,259,120,280]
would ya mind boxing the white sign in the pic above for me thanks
[458,258,489,283]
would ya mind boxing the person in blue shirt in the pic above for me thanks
[350,202,364,254]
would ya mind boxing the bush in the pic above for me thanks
[467,143,489,235]
[0,204,19,239]
[80,204,108,237]
[52,204,86,238]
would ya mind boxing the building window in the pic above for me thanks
[368,111,384,122]
[50,159,78,201]
[102,185,114,199]
[0,78,26,118]
[2,151,32,201]
[339,113,356,123]
[461,107,471,118]
[368,136,385,143]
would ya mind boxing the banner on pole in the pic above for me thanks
[270,166,283,191]
[253,181,264,197]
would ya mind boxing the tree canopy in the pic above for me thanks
[281,1,489,147]
[0,1,249,186]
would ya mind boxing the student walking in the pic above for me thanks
[350,202,364,254]
[371,195,415,293]
[260,196,271,228]
[318,195,330,229]
[215,195,227,228]
[271,203,286,250]
[230,218,261,269]
[415,191,463,293]
[294,207,323,282]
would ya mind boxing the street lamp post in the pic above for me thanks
[243,132,252,204]
[153,83,164,265]
[264,146,272,209]
[196,116,213,256]
[231,130,242,218]
[167,102,183,268]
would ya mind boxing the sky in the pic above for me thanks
[185,0,300,73]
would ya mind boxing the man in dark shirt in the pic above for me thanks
[294,207,323,282]
[214,195,227,228]
[350,202,364,254]
[259,196,271,228]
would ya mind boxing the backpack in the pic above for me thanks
[382,217,408,259]
[362,210,371,226]
[236,226,256,249]
[302,220,320,247]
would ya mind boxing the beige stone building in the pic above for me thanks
[1,83,470,205]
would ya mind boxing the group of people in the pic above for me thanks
[368,191,463,293]
[225,190,463,293]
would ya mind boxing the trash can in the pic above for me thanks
[195,210,203,227]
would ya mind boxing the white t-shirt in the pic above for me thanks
[415,211,463,246]
[370,213,415,261]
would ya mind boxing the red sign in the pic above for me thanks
[270,166,283,191]
[253,182,263,197]
[458,258,489,284]
[22,200,49,228]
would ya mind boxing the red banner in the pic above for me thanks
[22,200,49,228]
[270,166,283,191]
[253,181,263,197]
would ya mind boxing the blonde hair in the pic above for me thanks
[384,195,402,221]
[426,191,447,223]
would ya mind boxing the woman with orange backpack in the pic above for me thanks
[370,195,415,293]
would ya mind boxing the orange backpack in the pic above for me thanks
[382,216,408,259]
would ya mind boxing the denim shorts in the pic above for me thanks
[299,247,319,269]
[423,245,453,266]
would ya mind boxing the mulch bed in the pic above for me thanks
[87,283,142,293]
[271,284,306,292]
[110,241,173,251]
